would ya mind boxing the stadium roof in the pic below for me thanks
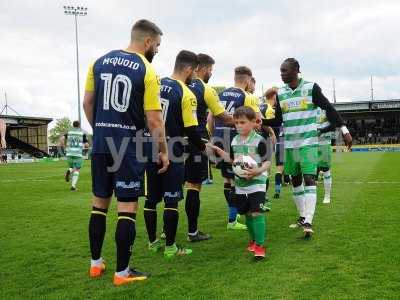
[0,114,53,127]
[333,99,400,112]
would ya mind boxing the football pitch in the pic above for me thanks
[1,152,399,299]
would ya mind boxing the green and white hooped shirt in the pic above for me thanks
[278,79,318,149]
[66,128,84,158]
[231,131,268,194]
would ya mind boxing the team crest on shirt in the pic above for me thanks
[301,88,308,96]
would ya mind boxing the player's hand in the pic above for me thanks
[157,152,169,174]
[343,133,352,150]
[209,144,223,156]
[1,138,6,149]
[243,166,261,179]
[203,143,215,157]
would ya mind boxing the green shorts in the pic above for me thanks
[317,144,332,169]
[284,146,318,176]
[67,156,83,169]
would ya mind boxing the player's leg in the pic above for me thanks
[319,145,332,203]
[163,162,192,257]
[321,166,331,203]
[65,156,73,182]
[274,165,284,198]
[143,164,162,252]
[113,156,149,285]
[88,154,113,278]
[249,192,267,259]
[286,148,306,228]
[71,157,83,190]
[185,145,210,242]
[274,143,284,198]
[226,176,247,230]
[300,146,318,238]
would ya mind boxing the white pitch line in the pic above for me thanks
[0,174,62,183]
[323,181,400,184]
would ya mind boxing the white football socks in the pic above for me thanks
[71,171,79,188]
[323,170,332,201]
[292,184,305,218]
[304,185,317,224]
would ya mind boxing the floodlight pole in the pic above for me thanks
[63,6,88,124]
[370,75,374,102]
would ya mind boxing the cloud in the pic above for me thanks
[0,0,399,132]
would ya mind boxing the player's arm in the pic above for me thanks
[204,85,234,126]
[0,119,6,149]
[182,92,208,152]
[144,67,169,173]
[312,83,352,148]
[210,144,232,163]
[262,125,277,146]
[83,63,95,127]
[244,139,272,179]
[207,112,215,136]
[262,96,283,127]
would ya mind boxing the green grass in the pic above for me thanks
[1,152,400,299]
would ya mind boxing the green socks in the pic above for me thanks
[246,216,255,240]
[252,214,266,246]
[246,214,266,245]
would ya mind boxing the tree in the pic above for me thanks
[212,86,226,94]
[49,117,72,145]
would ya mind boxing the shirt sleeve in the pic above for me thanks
[312,83,345,127]
[84,63,95,92]
[258,138,272,162]
[143,64,162,111]
[264,103,276,120]
[182,89,198,128]
[244,94,261,113]
[262,95,283,127]
[204,85,225,116]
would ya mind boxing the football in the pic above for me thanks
[232,155,257,178]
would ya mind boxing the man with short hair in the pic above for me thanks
[213,66,262,230]
[63,120,89,190]
[83,19,168,286]
[145,50,212,256]
[263,58,352,238]
[184,53,234,241]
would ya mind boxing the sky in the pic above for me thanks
[0,0,399,132]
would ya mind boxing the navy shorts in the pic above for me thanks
[146,161,185,204]
[185,143,209,184]
[91,153,145,201]
[235,192,266,214]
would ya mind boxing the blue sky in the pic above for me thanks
[0,0,399,131]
